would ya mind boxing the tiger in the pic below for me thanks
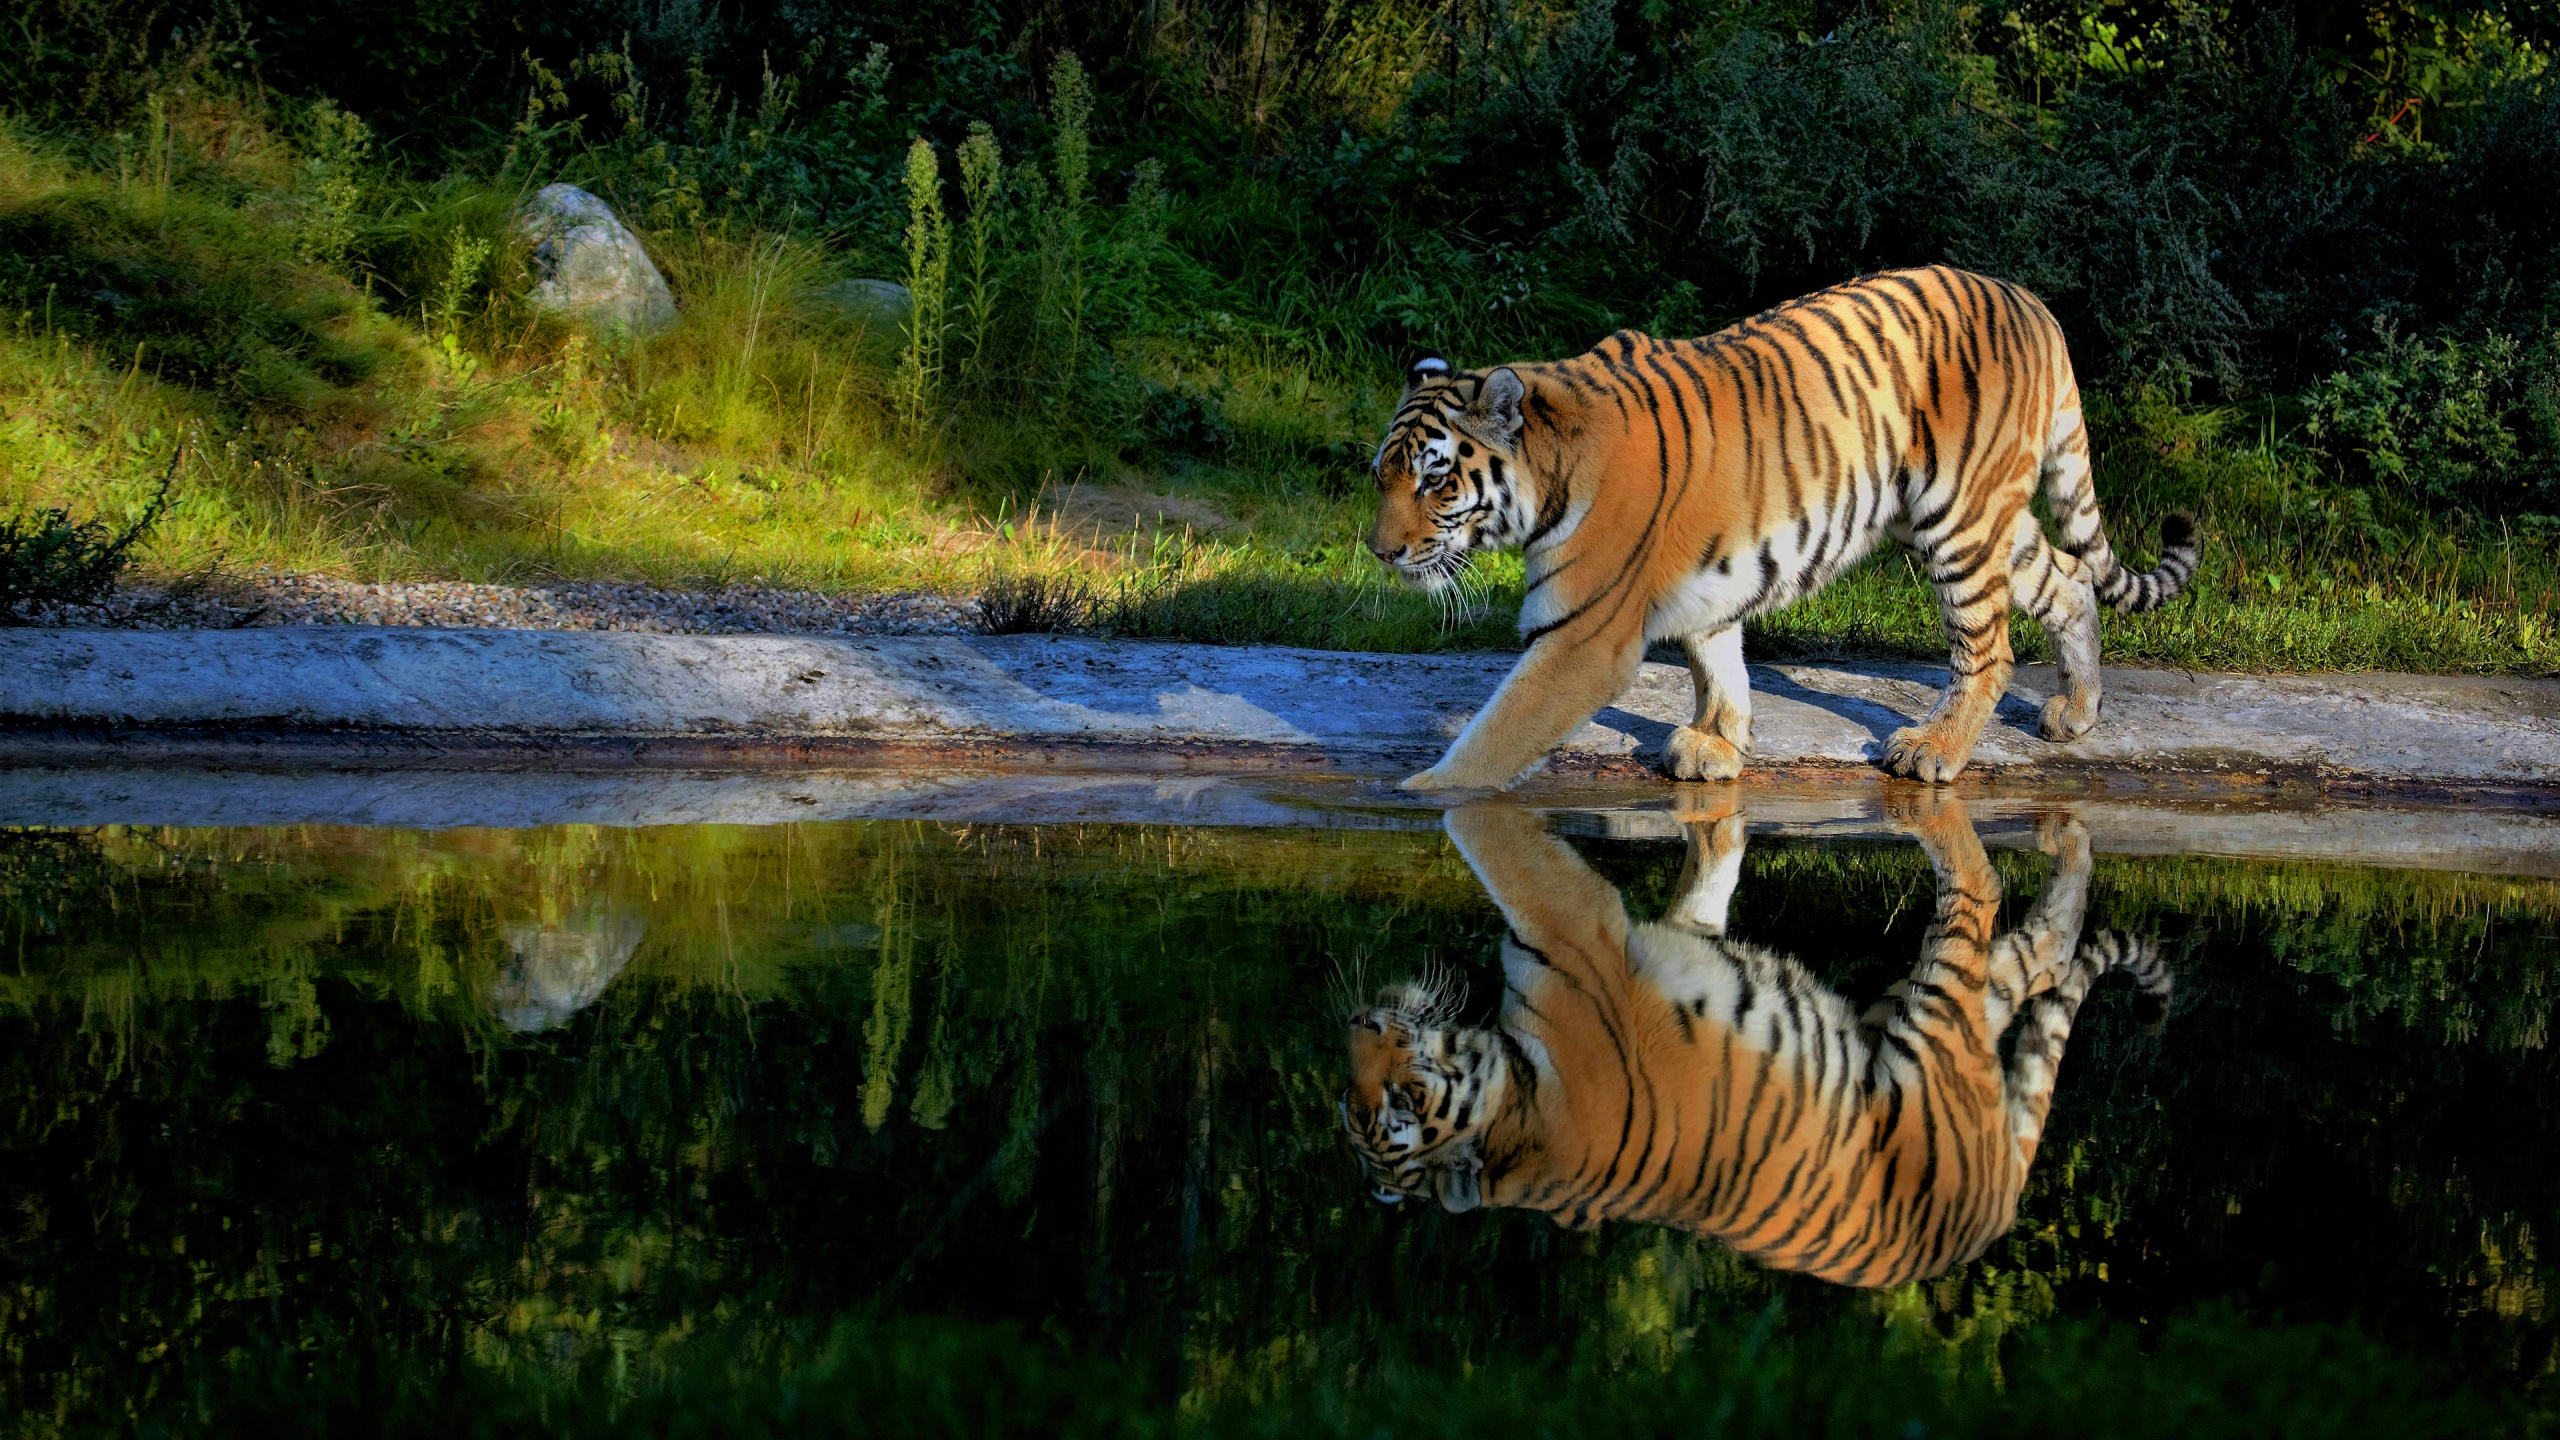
[1339,793,2171,1287]
[1368,265,2200,788]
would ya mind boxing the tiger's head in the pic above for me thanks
[1368,357,1535,590]
[1339,972,1512,1212]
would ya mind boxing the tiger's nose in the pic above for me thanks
[1368,538,1404,564]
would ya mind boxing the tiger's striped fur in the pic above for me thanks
[1369,266,2199,787]
[1339,796,2171,1287]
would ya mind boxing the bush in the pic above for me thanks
[2305,320,2560,514]
[0,455,173,622]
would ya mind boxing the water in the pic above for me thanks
[5,797,2558,1433]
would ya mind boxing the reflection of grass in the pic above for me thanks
[0,821,1490,1029]
[11,823,2557,1057]
[8,823,2560,1436]
[30,1307,2516,1439]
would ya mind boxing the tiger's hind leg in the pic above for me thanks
[2011,524,2104,742]
[1883,505,2022,784]
[1664,625,1752,782]
[1997,820,2106,1170]
[2002,928,2169,1170]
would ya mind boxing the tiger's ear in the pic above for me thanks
[1479,367,1525,443]
[1405,354,1452,393]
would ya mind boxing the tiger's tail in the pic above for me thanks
[2079,929,2174,1032]
[2040,392,2201,614]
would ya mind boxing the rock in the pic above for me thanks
[513,183,677,336]
[808,277,912,336]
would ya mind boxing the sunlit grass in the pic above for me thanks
[1,112,2553,670]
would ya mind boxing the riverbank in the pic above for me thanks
[5,627,2555,797]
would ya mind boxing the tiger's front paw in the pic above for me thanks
[1880,726,1972,784]
[1399,767,1452,791]
[1663,724,1747,782]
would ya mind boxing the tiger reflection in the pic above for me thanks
[1340,792,2168,1288]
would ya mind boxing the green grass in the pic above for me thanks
[0,103,2552,672]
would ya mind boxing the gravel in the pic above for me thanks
[20,574,983,637]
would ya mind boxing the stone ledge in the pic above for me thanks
[2,627,2555,790]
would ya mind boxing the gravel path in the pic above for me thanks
[24,575,983,637]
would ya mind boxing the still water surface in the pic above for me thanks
[5,800,2559,1421]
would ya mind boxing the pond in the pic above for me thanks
[4,794,2558,1437]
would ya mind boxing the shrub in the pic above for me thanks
[975,571,1099,633]
[0,453,175,622]
[2304,320,2560,514]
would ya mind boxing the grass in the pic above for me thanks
[0,101,2552,672]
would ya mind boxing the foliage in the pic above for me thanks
[0,449,173,621]
[2306,318,2560,515]
[2,1,2560,669]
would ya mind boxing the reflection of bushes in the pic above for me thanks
[0,827,114,936]
[15,1306,2514,1438]
[8,823,2560,1432]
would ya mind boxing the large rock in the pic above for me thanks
[808,277,911,336]
[514,183,676,337]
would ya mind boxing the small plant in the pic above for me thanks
[294,99,371,267]
[974,571,1099,634]
[427,226,492,380]
[1041,51,1093,385]
[430,226,491,335]
[118,91,175,203]
[894,138,950,439]
[1109,157,1170,336]
[956,121,1004,384]
[0,450,179,623]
